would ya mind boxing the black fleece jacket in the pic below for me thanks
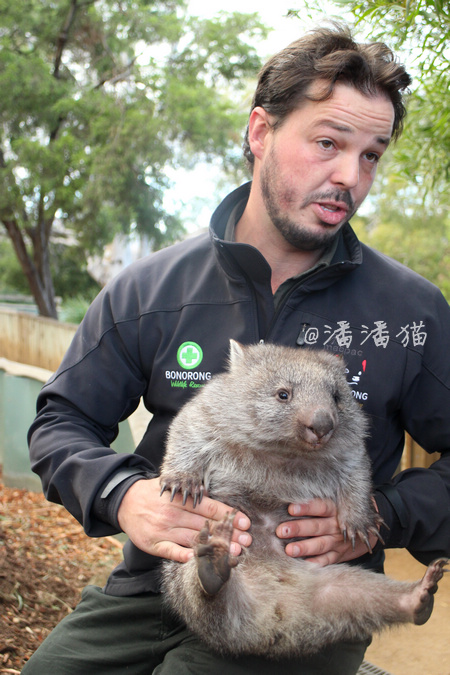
[28,183,450,595]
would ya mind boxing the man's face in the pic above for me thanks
[258,82,395,251]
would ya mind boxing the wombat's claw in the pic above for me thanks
[341,514,386,554]
[413,558,449,626]
[159,481,179,499]
[158,483,180,501]
[362,534,372,554]
[192,485,205,508]
[341,527,356,550]
[342,528,379,554]
[196,512,239,596]
[374,528,385,547]
[359,527,383,554]
[159,479,205,507]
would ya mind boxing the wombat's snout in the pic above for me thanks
[302,409,335,446]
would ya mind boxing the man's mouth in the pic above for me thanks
[312,201,349,226]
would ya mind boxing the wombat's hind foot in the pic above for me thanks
[196,512,239,596]
[412,558,448,626]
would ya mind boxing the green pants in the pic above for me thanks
[22,585,368,674]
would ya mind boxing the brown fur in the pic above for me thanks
[160,341,447,658]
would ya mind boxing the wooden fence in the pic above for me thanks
[401,434,439,471]
[0,308,150,491]
[0,307,77,372]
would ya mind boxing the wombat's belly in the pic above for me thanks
[244,509,303,561]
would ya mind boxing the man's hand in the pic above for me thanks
[276,498,379,566]
[117,477,252,563]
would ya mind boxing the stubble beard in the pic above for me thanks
[260,151,355,252]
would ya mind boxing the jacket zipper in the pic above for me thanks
[296,322,311,346]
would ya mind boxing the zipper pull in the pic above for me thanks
[296,323,310,346]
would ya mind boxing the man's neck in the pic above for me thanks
[235,202,325,294]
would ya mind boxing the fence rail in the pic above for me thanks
[0,307,77,372]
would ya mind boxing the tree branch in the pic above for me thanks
[93,55,138,90]
[53,0,98,78]
[53,0,79,79]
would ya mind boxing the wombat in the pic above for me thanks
[159,340,447,658]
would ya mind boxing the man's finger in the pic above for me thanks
[288,498,337,518]
[276,516,340,539]
[168,491,252,539]
[152,540,196,563]
[181,493,251,528]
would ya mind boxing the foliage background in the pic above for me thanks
[336,0,450,300]
[1,0,449,315]
[0,0,266,317]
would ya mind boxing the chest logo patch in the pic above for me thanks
[177,342,203,369]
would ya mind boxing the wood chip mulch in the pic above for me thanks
[0,480,124,673]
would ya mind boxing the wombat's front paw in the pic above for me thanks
[196,512,239,596]
[412,558,448,625]
[338,509,385,554]
[159,473,205,508]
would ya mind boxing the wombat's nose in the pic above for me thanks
[308,410,335,439]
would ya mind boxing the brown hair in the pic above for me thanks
[243,24,411,167]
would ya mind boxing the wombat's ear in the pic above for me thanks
[228,339,245,369]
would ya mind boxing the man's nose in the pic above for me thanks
[330,155,360,189]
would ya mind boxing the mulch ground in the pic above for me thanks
[0,479,124,673]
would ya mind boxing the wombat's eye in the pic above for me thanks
[333,391,341,405]
[276,389,291,402]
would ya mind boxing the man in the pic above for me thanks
[24,25,450,674]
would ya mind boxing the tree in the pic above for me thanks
[335,0,450,192]
[351,169,450,301]
[0,0,267,317]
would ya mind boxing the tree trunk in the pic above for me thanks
[2,218,58,319]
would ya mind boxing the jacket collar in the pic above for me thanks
[209,182,362,287]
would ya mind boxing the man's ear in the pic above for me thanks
[248,106,272,161]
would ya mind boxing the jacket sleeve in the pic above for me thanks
[28,284,156,537]
[374,454,450,565]
[374,289,450,565]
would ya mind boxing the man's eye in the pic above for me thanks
[318,140,334,150]
[365,152,380,163]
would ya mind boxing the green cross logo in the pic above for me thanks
[177,342,203,369]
